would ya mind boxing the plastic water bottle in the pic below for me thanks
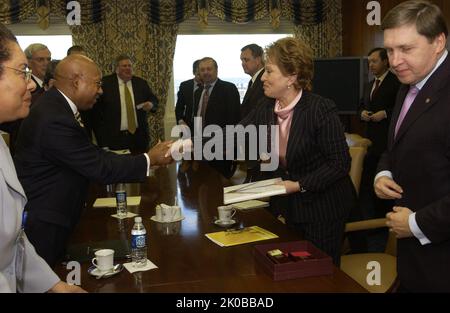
[131,216,147,268]
[115,183,127,218]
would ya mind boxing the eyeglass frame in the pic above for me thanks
[2,66,33,82]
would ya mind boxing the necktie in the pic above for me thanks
[243,79,253,103]
[247,79,253,90]
[371,79,381,100]
[394,86,419,138]
[74,111,84,128]
[200,85,211,120]
[124,83,137,134]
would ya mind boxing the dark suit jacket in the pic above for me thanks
[240,70,266,119]
[360,71,401,156]
[175,78,198,131]
[93,74,158,151]
[377,54,450,292]
[193,78,241,129]
[240,91,355,223]
[14,87,148,232]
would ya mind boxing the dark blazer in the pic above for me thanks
[14,87,147,231]
[377,54,450,292]
[93,74,158,151]
[241,91,355,223]
[175,78,199,131]
[240,70,266,119]
[194,78,241,128]
[360,71,401,156]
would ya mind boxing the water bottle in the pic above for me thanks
[131,216,147,268]
[115,183,127,218]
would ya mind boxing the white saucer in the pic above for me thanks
[214,219,236,227]
[151,215,185,223]
[88,264,123,278]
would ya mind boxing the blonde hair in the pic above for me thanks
[265,37,314,91]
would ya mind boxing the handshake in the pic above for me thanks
[147,139,192,167]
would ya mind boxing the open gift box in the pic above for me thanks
[254,241,334,281]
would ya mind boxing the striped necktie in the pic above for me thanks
[74,111,84,128]
[124,83,137,134]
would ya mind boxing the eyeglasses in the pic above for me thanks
[3,66,33,82]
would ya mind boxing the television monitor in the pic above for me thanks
[312,57,369,114]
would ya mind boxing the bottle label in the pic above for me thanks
[116,191,126,203]
[131,234,146,249]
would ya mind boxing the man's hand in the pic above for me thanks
[361,110,372,122]
[374,176,403,200]
[276,180,300,194]
[137,101,154,112]
[370,110,387,122]
[148,140,173,166]
[48,281,87,293]
[386,206,414,238]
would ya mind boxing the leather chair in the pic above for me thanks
[340,218,397,293]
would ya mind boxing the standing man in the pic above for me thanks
[194,57,241,178]
[175,59,202,133]
[93,54,158,152]
[25,43,51,100]
[240,44,266,119]
[358,47,400,252]
[375,0,449,292]
[14,55,172,267]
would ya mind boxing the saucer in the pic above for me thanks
[151,215,185,223]
[214,219,237,227]
[88,263,123,278]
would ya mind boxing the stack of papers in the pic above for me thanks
[205,226,278,247]
[93,196,141,208]
[232,200,269,210]
[223,178,286,205]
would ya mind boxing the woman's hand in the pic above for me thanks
[276,180,300,194]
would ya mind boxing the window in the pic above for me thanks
[173,34,288,103]
[16,35,73,60]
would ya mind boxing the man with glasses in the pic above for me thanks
[13,54,173,267]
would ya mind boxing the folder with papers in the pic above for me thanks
[223,178,286,205]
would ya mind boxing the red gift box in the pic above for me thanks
[254,241,334,281]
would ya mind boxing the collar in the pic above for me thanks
[251,68,264,83]
[375,69,390,83]
[274,90,303,119]
[56,89,78,115]
[203,79,217,89]
[415,50,448,91]
[117,75,132,85]
[32,74,43,88]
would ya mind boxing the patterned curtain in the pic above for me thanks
[0,0,36,24]
[292,0,342,57]
[71,0,177,143]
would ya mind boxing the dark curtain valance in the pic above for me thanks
[0,0,104,27]
[146,0,325,28]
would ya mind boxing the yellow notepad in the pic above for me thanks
[205,226,278,247]
[93,196,141,208]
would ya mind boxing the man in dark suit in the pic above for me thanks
[175,59,202,133]
[240,44,266,119]
[358,47,400,252]
[14,55,172,267]
[194,57,241,178]
[93,54,158,152]
[375,0,449,292]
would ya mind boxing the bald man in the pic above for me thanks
[14,55,173,267]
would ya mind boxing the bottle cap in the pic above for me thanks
[134,216,142,223]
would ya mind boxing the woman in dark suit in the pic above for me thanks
[241,37,356,265]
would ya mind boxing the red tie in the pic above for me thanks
[200,85,211,119]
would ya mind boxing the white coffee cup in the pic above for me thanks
[218,205,236,223]
[172,206,182,220]
[92,249,114,272]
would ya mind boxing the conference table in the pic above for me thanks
[55,162,365,293]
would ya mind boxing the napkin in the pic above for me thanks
[123,259,158,273]
[111,212,138,220]
[94,196,141,208]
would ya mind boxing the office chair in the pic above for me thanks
[340,218,397,293]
